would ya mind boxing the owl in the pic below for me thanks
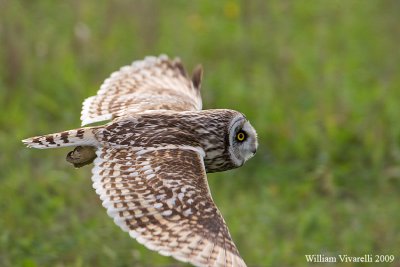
[23,55,258,267]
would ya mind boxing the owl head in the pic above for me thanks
[228,113,258,167]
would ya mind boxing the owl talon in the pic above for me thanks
[66,146,96,168]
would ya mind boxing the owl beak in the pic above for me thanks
[251,148,257,155]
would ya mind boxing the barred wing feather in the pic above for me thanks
[81,55,202,126]
[92,146,246,267]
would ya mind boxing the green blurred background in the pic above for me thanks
[1,1,399,266]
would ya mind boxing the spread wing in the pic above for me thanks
[92,147,247,267]
[81,55,203,126]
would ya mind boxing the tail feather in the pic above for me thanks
[22,127,99,149]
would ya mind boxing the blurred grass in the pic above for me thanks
[1,0,400,266]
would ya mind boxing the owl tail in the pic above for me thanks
[22,127,99,149]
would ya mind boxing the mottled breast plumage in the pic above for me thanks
[94,109,242,172]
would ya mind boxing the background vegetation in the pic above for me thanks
[1,1,399,266]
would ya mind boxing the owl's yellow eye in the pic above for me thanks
[236,131,246,142]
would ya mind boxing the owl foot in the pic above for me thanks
[66,146,97,168]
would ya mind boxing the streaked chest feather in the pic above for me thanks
[94,110,238,172]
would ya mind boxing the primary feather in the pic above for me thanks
[80,55,202,126]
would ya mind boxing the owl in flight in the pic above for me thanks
[23,55,258,267]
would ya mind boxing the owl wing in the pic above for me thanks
[80,55,203,126]
[92,146,247,267]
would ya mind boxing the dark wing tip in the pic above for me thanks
[191,64,203,90]
[172,57,188,78]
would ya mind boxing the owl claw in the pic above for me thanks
[66,146,97,168]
